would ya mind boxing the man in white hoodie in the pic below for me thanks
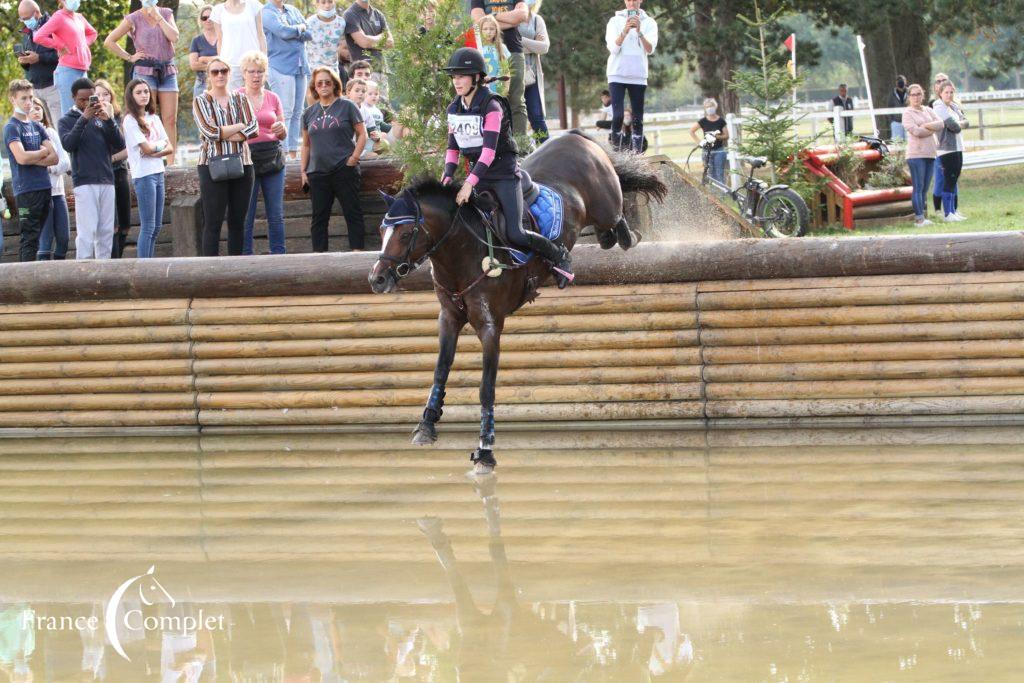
[605,0,657,154]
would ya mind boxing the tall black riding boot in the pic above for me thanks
[525,232,573,289]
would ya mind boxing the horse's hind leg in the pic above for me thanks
[589,192,642,251]
[614,216,643,250]
[412,308,466,445]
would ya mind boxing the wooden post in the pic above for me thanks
[170,196,203,257]
[557,74,568,131]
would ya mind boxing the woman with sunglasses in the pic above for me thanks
[193,58,258,255]
[189,5,219,99]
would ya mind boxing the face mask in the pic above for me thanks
[12,106,27,116]
[319,7,335,16]
[22,17,39,30]
[623,116,632,126]
[705,106,717,116]
[142,0,158,7]
[64,0,81,12]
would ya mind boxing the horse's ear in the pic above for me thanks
[379,190,396,208]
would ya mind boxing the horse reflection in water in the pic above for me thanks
[418,473,596,681]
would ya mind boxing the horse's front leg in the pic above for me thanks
[470,318,503,474]
[412,307,466,445]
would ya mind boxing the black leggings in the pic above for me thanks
[111,166,132,258]
[939,151,963,194]
[198,164,255,256]
[476,176,527,248]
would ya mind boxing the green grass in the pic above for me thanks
[814,164,1024,237]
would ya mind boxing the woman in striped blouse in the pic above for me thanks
[192,57,258,255]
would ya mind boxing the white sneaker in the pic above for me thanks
[953,212,968,220]
[916,219,933,226]
[943,213,963,222]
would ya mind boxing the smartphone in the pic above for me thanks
[89,95,99,105]
[302,182,310,194]
[627,9,638,17]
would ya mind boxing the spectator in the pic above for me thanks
[17,1,62,120]
[306,0,347,73]
[349,59,372,83]
[345,77,377,159]
[620,107,647,153]
[93,79,132,258]
[888,75,908,141]
[475,15,509,95]
[690,97,728,183]
[32,0,98,118]
[363,80,390,155]
[932,81,969,222]
[471,0,528,137]
[901,83,944,227]
[58,77,123,259]
[29,96,71,260]
[930,73,951,213]
[238,50,288,255]
[5,79,57,262]
[104,0,181,155]
[605,0,657,154]
[189,5,219,100]
[301,66,367,252]
[519,0,549,144]
[342,0,394,94]
[123,79,172,258]
[596,89,612,129]
[264,0,310,162]
[189,5,219,99]
[210,0,267,91]
[831,83,854,136]
[192,58,258,255]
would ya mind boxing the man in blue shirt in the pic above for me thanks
[4,79,57,261]
[264,0,311,160]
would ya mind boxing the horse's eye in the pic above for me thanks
[399,232,412,244]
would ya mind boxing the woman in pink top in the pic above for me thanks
[238,50,288,255]
[33,0,97,117]
[901,83,944,227]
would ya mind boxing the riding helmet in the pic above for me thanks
[441,47,486,76]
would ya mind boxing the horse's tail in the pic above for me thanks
[568,129,668,203]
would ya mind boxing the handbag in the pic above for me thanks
[208,152,244,182]
[249,140,285,177]
[524,60,537,87]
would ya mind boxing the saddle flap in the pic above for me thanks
[476,190,539,244]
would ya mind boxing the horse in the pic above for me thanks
[368,130,667,473]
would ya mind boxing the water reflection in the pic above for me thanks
[0,427,1021,680]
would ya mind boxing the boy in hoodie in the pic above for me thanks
[4,79,58,261]
[58,77,124,260]
[604,0,657,154]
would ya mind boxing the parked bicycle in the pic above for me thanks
[688,133,810,238]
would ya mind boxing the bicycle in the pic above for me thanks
[687,132,810,238]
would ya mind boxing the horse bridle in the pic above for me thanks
[377,193,464,281]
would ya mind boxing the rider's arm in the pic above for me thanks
[464,100,502,187]
[442,132,459,184]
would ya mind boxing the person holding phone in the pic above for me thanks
[605,0,657,154]
[17,1,62,120]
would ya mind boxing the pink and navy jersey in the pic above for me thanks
[443,88,518,186]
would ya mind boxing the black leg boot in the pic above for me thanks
[525,232,573,289]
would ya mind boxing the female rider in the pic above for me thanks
[440,47,572,288]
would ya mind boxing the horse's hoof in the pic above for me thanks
[597,229,618,250]
[469,448,497,475]
[617,227,642,250]
[411,422,437,445]
[416,516,443,536]
[470,461,495,476]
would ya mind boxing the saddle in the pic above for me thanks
[474,171,542,244]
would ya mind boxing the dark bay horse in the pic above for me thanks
[368,131,667,473]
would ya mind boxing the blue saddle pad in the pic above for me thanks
[509,183,564,265]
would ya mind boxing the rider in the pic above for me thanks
[440,47,573,288]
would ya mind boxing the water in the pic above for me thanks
[0,426,1022,681]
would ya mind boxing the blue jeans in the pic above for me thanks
[907,157,935,219]
[54,65,87,121]
[523,82,549,143]
[608,81,647,153]
[133,173,165,258]
[890,121,906,141]
[709,149,727,184]
[243,167,286,255]
[268,68,306,154]
[37,194,70,259]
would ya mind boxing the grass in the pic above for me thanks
[814,164,1024,237]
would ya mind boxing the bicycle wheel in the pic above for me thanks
[757,187,810,238]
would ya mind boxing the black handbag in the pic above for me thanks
[249,141,285,177]
[208,152,245,182]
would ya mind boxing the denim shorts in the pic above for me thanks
[133,67,179,93]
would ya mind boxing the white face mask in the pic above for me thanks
[12,106,28,117]
[705,106,717,116]
[623,116,632,127]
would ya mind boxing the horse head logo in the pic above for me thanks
[104,565,175,662]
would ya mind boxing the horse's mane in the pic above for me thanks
[406,176,460,211]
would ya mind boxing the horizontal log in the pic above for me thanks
[704,340,1024,364]
[0,359,194,380]
[0,299,187,316]
[198,401,701,425]
[0,410,198,427]
[194,366,701,392]
[706,396,1024,419]
[0,326,189,348]
[0,343,191,363]
[696,270,1024,294]
[701,321,1024,347]
[698,282,1024,311]
[706,377,1024,400]
[2,232,1024,303]
[0,376,193,396]
[700,302,1024,329]
[704,358,1024,383]
[0,308,188,331]
[0,394,194,412]
[192,348,700,376]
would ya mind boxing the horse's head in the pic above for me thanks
[369,181,459,294]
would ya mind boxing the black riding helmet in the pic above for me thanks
[441,47,486,76]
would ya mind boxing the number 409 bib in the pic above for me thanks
[448,113,484,149]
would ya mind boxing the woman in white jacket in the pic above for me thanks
[605,0,657,154]
[30,97,72,260]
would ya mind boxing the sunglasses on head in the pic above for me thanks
[209,67,229,76]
